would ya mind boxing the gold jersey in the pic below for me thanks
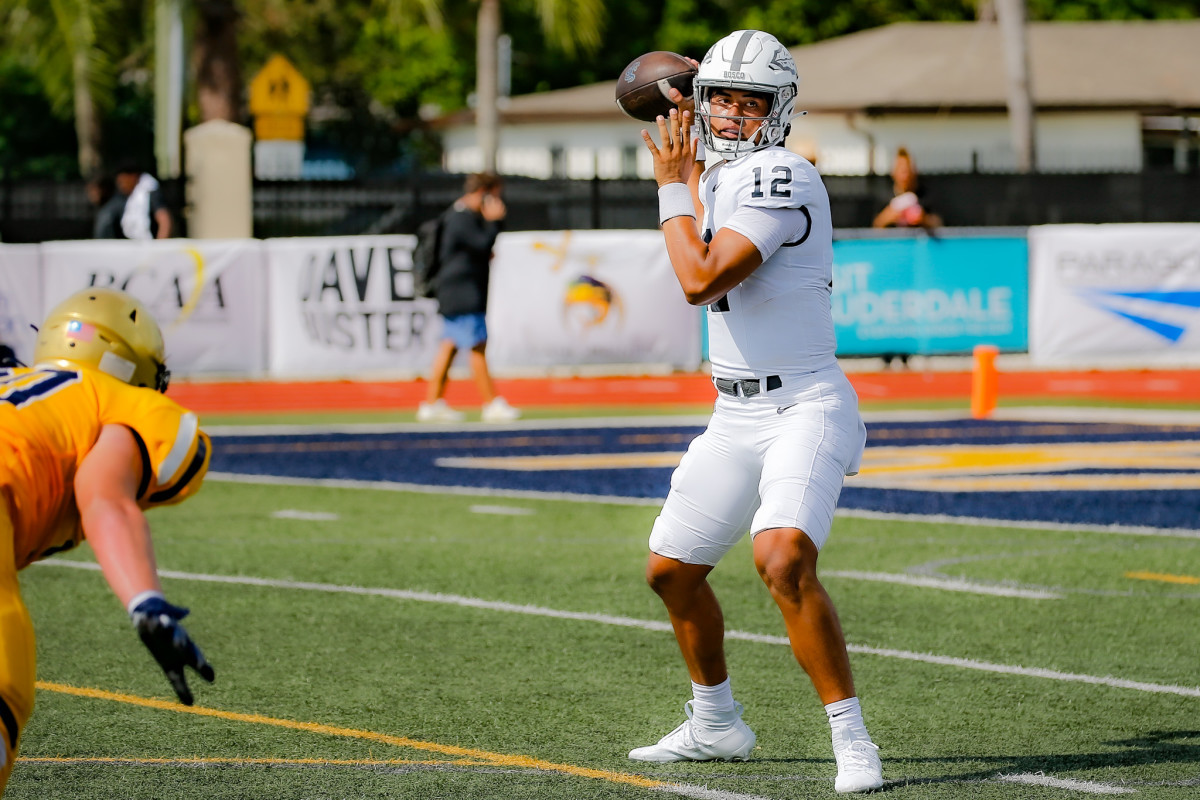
[0,366,211,570]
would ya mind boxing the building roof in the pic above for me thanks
[439,20,1200,126]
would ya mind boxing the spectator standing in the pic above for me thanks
[872,147,941,368]
[417,173,520,423]
[872,147,941,230]
[94,164,173,239]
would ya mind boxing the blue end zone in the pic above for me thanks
[210,418,1200,531]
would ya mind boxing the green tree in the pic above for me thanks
[472,0,606,171]
[0,0,145,177]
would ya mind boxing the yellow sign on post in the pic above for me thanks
[248,54,310,141]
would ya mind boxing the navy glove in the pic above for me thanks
[130,596,215,705]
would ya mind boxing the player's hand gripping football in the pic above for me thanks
[130,596,215,705]
[642,107,699,188]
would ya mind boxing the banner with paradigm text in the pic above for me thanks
[39,239,267,375]
[1029,224,1200,365]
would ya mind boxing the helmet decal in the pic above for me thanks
[34,287,170,392]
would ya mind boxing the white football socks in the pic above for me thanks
[691,678,738,726]
[825,696,872,741]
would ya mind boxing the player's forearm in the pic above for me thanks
[662,219,728,306]
[83,499,162,608]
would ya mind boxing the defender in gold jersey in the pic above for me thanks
[0,288,214,793]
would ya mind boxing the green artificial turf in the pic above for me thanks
[12,472,1200,799]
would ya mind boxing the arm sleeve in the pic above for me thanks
[444,212,501,255]
[723,206,810,262]
[102,388,211,507]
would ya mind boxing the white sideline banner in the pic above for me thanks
[487,230,701,370]
[0,244,42,365]
[1029,224,1200,365]
[39,239,267,376]
[266,236,441,377]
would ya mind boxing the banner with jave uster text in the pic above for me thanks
[266,235,443,377]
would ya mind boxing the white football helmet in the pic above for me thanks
[694,30,800,160]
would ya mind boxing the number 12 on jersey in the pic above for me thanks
[751,166,793,199]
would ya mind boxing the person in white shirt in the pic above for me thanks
[628,29,883,794]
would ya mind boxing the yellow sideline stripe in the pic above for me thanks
[21,756,495,767]
[34,682,665,790]
[1125,570,1200,585]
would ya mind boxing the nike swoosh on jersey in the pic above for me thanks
[776,404,798,414]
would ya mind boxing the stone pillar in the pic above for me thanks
[184,119,253,238]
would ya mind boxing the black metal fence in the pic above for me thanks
[1,169,1196,244]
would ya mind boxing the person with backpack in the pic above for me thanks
[416,172,520,423]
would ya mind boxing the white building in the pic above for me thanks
[436,20,1200,178]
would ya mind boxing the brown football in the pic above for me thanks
[615,51,696,122]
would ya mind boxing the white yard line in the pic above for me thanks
[822,569,1062,599]
[654,784,776,800]
[202,406,1200,438]
[207,472,665,507]
[271,510,340,521]
[998,772,1136,795]
[836,507,1200,540]
[203,415,713,437]
[207,472,1200,538]
[38,560,1200,699]
[469,505,535,516]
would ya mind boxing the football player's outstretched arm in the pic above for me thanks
[644,109,763,306]
[76,424,215,705]
[75,424,161,605]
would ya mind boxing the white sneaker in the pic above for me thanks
[833,733,883,793]
[628,702,756,763]
[481,396,520,423]
[416,399,465,423]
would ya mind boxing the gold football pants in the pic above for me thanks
[0,506,35,794]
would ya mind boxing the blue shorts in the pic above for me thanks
[441,313,488,350]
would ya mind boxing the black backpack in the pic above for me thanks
[412,210,449,299]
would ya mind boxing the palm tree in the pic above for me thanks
[473,0,605,172]
[994,0,1036,172]
[193,0,241,122]
[0,0,128,177]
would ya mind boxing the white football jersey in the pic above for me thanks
[699,147,837,377]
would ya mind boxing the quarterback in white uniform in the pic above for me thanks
[630,30,883,794]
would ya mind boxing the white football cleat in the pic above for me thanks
[832,734,883,793]
[481,396,521,423]
[628,702,756,763]
[416,399,465,423]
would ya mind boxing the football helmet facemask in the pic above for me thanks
[34,287,170,392]
[695,30,800,160]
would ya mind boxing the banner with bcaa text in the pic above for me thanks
[0,244,41,365]
[39,239,267,375]
[1029,224,1200,365]
[266,236,442,377]
[487,230,701,370]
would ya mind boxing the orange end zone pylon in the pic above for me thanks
[971,344,999,419]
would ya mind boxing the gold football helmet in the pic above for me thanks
[34,287,170,392]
